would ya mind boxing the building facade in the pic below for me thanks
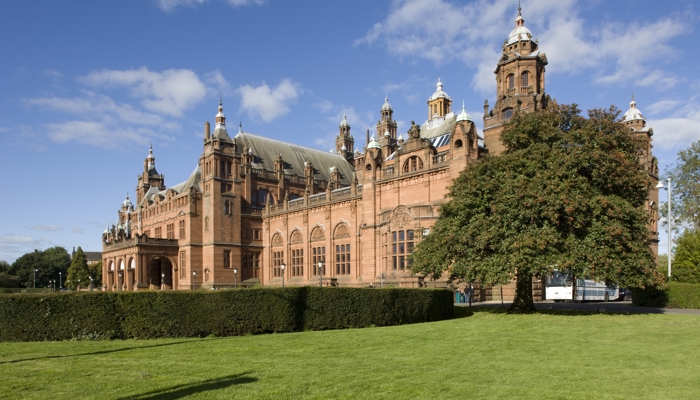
[102,7,659,298]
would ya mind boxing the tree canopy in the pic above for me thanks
[66,247,90,290]
[663,140,700,230]
[10,247,70,288]
[672,228,700,284]
[410,104,663,312]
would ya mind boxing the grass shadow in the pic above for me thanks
[117,372,257,399]
[0,339,213,365]
[452,306,474,319]
[469,304,666,316]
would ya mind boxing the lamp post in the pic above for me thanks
[77,279,80,291]
[33,269,37,289]
[280,263,286,287]
[161,273,165,290]
[192,271,196,290]
[656,178,672,277]
[89,276,93,291]
[233,268,238,288]
[59,272,62,290]
[318,261,323,287]
[118,272,122,291]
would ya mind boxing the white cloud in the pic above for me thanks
[646,100,681,116]
[80,67,207,117]
[647,117,700,151]
[46,120,163,148]
[204,70,232,96]
[71,227,84,233]
[31,225,62,232]
[157,0,265,12]
[237,79,301,123]
[44,69,64,80]
[0,235,51,263]
[356,0,690,94]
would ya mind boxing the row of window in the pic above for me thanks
[506,71,530,89]
[271,245,352,277]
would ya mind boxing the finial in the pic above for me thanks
[462,100,466,110]
[631,92,635,101]
[518,0,522,16]
[239,121,242,134]
[219,95,222,106]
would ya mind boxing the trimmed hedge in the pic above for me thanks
[0,287,453,342]
[632,282,700,309]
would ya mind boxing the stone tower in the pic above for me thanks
[335,115,355,163]
[483,5,550,155]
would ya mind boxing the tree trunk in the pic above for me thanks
[508,270,536,313]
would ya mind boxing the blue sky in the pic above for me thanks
[1,0,698,262]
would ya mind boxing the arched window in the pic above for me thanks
[130,258,136,269]
[503,108,513,120]
[507,74,515,89]
[391,229,415,270]
[366,164,372,171]
[402,156,424,173]
[334,224,351,276]
[455,139,463,148]
[521,71,529,87]
[224,200,231,215]
[252,189,274,207]
[109,261,114,271]
[119,260,125,270]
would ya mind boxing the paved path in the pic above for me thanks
[455,300,700,315]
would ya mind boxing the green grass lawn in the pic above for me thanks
[1,308,699,399]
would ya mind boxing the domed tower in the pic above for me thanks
[335,115,355,162]
[136,145,165,205]
[483,4,550,155]
[376,96,398,156]
[427,78,452,120]
[622,95,660,255]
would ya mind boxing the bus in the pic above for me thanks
[545,270,624,302]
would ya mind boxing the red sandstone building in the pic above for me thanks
[102,8,659,298]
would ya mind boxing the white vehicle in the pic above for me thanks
[545,270,623,302]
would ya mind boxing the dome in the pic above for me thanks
[507,26,533,45]
[146,145,154,160]
[367,135,381,149]
[340,114,350,127]
[382,96,393,111]
[429,77,451,101]
[623,100,644,121]
[122,193,134,209]
[456,101,472,122]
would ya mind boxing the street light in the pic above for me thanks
[656,177,672,277]
[161,273,165,290]
[89,276,93,291]
[59,272,62,290]
[192,271,196,290]
[33,269,38,289]
[77,279,80,291]
[118,272,122,291]
[318,261,323,287]
[280,263,286,287]
[233,268,238,288]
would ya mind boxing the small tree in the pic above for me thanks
[672,228,700,284]
[663,140,700,230]
[88,260,103,288]
[11,247,70,288]
[410,104,663,313]
[67,247,90,290]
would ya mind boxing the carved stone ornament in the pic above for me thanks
[271,233,283,246]
[264,220,270,230]
[303,211,308,224]
[408,121,421,140]
[391,209,412,229]
[290,230,303,244]
[350,202,356,215]
[283,216,288,227]
[334,224,350,239]
[325,206,331,221]
[310,226,325,241]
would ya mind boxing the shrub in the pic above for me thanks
[632,282,700,309]
[0,287,453,342]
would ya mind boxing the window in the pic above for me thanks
[312,246,325,275]
[252,189,273,207]
[273,251,284,277]
[403,156,424,173]
[223,250,231,268]
[521,71,529,87]
[243,252,261,279]
[335,244,350,275]
[507,74,515,89]
[180,251,186,278]
[503,108,513,120]
[392,230,415,270]
[179,220,185,239]
[154,227,162,238]
[253,229,261,240]
[291,249,303,277]
[166,223,174,239]
[224,200,231,215]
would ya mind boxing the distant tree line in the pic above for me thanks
[0,247,102,289]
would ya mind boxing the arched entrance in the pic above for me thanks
[148,257,173,290]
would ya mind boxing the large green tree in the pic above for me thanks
[410,104,663,313]
[672,228,700,283]
[11,247,70,288]
[66,247,90,290]
[663,140,700,230]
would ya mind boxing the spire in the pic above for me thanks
[456,100,472,122]
[147,145,155,171]
[239,121,243,134]
[515,1,524,26]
